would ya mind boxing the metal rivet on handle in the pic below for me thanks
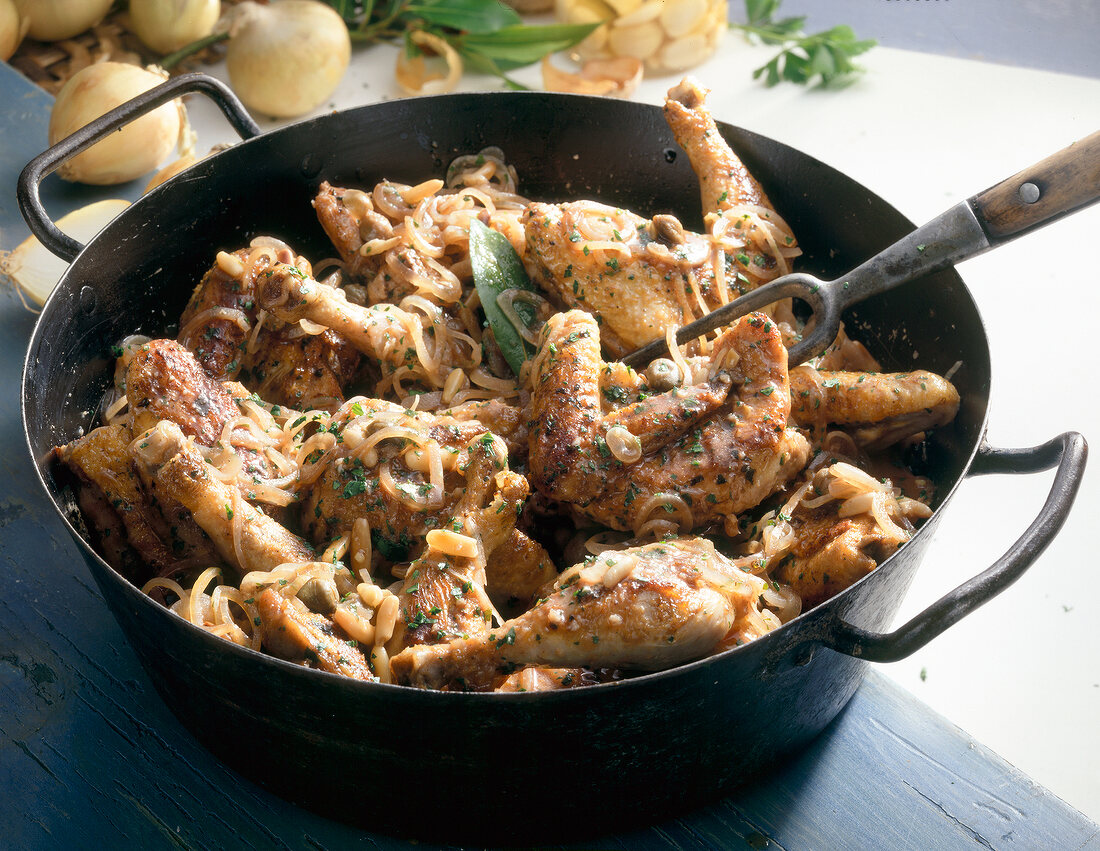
[1018,182,1041,203]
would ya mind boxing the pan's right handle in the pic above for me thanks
[970,129,1100,243]
[820,431,1087,663]
[17,73,261,264]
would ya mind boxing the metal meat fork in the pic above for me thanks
[622,130,1100,370]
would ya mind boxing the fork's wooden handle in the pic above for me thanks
[970,129,1100,242]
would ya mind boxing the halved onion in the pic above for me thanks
[0,199,129,309]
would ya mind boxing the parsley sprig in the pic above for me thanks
[324,0,598,88]
[733,0,876,88]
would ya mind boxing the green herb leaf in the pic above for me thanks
[372,530,413,562]
[456,22,599,71]
[405,0,521,34]
[469,218,538,375]
[734,0,875,87]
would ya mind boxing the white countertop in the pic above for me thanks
[178,32,1100,823]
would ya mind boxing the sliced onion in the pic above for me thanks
[497,288,550,345]
[395,30,462,96]
[425,529,479,559]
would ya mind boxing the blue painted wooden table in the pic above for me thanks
[2,64,1097,850]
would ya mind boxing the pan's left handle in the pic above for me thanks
[819,431,1087,662]
[17,73,261,263]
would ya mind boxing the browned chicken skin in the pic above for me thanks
[126,338,282,485]
[789,366,960,450]
[390,537,769,690]
[257,587,376,680]
[385,432,528,654]
[177,246,361,409]
[56,424,219,581]
[522,79,795,358]
[522,202,702,358]
[664,78,774,215]
[775,509,909,609]
[528,309,810,537]
[130,420,315,576]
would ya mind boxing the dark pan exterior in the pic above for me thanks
[22,92,998,842]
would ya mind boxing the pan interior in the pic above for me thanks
[24,90,989,602]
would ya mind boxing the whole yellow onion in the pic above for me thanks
[15,0,114,42]
[129,0,221,55]
[0,0,28,61]
[49,62,190,186]
[226,1,351,118]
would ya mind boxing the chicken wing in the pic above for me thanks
[521,79,799,357]
[664,77,773,216]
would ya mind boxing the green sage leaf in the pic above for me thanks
[469,219,538,375]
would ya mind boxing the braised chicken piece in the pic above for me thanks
[57,339,295,578]
[789,366,960,450]
[385,427,528,654]
[522,79,798,358]
[484,529,559,615]
[176,245,361,410]
[528,309,810,537]
[256,262,477,394]
[130,420,315,574]
[239,328,362,412]
[55,424,220,581]
[177,245,267,378]
[774,510,908,609]
[752,459,932,609]
[664,78,773,216]
[256,587,376,680]
[126,338,285,485]
[390,537,771,690]
[494,667,603,692]
[301,397,527,555]
[313,181,396,284]
[522,202,702,358]
[438,397,529,459]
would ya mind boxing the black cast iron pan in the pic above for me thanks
[18,74,1087,844]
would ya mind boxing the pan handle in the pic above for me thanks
[17,72,261,264]
[820,431,1087,663]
